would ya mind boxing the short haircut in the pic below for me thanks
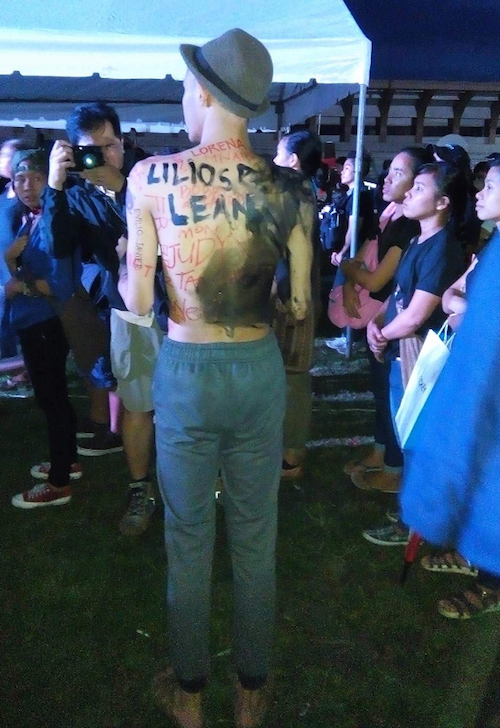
[345,149,372,178]
[66,102,122,145]
[473,161,489,177]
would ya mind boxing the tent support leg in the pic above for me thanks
[345,82,368,360]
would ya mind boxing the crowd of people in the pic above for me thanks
[1,26,500,728]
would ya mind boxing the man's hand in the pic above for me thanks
[343,282,361,319]
[4,277,24,299]
[5,235,28,264]
[81,165,125,193]
[115,235,128,263]
[291,297,309,321]
[48,140,75,191]
[331,251,343,267]
[118,259,128,284]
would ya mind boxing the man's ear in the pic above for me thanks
[197,81,212,109]
[289,152,300,171]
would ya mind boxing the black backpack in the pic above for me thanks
[319,192,349,252]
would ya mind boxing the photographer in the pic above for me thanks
[42,103,163,535]
[44,108,127,457]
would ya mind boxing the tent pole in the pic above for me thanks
[345,82,368,359]
[276,100,285,141]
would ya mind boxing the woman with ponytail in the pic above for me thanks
[273,130,322,478]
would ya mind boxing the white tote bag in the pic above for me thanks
[396,322,455,448]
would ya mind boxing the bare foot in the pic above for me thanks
[152,670,203,728]
[235,683,270,728]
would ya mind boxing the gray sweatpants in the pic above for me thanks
[153,332,286,685]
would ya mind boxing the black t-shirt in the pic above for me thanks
[384,227,464,357]
[370,215,420,302]
[275,175,321,304]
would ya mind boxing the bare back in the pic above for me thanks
[127,138,315,342]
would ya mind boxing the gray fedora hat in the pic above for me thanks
[180,28,273,119]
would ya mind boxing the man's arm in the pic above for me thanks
[118,163,158,316]
[41,140,82,258]
[287,187,315,320]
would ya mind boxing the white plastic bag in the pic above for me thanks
[396,322,454,448]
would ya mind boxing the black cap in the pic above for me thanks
[426,143,471,172]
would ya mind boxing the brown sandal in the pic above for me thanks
[152,670,204,728]
[438,583,500,619]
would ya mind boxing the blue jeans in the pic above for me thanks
[389,359,405,452]
[153,333,286,688]
[367,344,403,469]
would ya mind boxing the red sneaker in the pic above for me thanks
[30,462,83,481]
[12,483,72,509]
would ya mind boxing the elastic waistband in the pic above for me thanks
[160,332,279,363]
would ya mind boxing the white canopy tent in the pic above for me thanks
[0,0,371,131]
[0,0,372,354]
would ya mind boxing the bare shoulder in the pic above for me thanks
[128,150,188,187]
[127,158,152,195]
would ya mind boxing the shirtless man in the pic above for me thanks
[118,29,314,728]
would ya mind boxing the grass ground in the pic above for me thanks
[1,340,500,728]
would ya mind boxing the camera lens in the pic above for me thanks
[83,154,98,169]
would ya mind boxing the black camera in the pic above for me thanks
[71,145,105,172]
